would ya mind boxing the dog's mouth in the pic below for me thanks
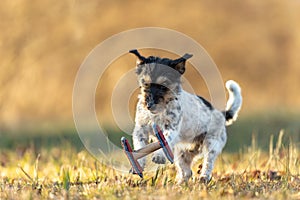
[145,93,164,113]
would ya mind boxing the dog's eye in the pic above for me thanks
[143,83,150,88]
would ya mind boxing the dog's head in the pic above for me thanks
[129,49,193,114]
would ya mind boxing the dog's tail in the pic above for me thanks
[223,80,242,126]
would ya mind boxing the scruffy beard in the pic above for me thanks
[144,102,164,114]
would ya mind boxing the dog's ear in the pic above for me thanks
[171,53,193,74]
[129,49,147,65]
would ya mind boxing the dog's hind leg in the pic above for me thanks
[199,148,218,183]
[199,129,226,183]
[174,145,199,184]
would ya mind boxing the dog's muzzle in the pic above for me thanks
[144,83,168,111]
[145,94,155,110]
[145,93,163,112]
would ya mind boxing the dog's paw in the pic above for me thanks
[175,170,192,185]
[199,175,211,185]
[129,168,136,174]
[152,152,166,164]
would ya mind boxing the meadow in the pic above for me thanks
[1,116,300,199]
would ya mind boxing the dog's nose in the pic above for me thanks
[146,101,154,110]
[145,94,155,110]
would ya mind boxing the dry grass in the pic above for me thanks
[0,130,299,199]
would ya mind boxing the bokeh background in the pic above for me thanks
[1,0,300,151]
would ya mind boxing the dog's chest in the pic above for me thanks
[151,101,181,130]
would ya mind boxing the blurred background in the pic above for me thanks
[0,0,299,151]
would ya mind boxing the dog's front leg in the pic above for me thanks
[152,103,183,164]
[132,125,150,169]
[152,123,182,164]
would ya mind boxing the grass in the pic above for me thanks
[0,129,300,199]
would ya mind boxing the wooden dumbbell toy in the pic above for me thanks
[121,124,174,178]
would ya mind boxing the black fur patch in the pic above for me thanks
[144,83,169,107]
[197,96,213,110]
[136,55,186,77]
[223,110,233,121]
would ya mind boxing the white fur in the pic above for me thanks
[225,80,242,125]
[132,80,242,184]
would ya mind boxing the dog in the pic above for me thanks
[129,49,242,184]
